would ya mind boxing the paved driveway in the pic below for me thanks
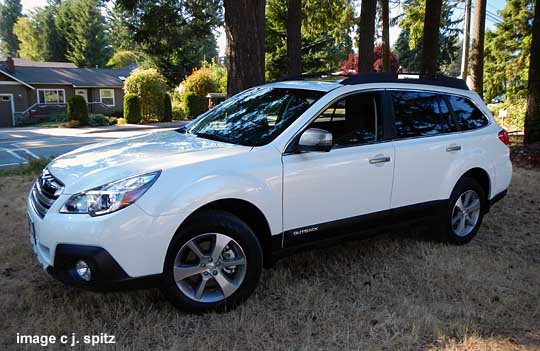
[0,122,188,168]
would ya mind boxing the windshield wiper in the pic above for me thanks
[194,132,236,144]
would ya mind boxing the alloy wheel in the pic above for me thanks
[451,190,481,237]
[173,233,247,303]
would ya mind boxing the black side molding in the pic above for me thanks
[489,189,508,209]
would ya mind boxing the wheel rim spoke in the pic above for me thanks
[174,264,205,282]
[212,234,231,261]
[187,240,205,259]
[214,272,237,298]
[452,190,481,237]
[195,276,209,300]
[222,257,246,268]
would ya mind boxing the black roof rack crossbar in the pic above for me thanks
[339,72,469,90]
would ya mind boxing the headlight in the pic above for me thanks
[60,171,160,216]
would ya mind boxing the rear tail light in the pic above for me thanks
[498,129,510,146]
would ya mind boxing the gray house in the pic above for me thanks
[0,57,135,127]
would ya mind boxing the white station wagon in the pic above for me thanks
[27,73,512,312]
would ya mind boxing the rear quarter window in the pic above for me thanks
[447,95,489,131]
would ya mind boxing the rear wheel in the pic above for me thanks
[438,177,486,244]
[161,210,263,313]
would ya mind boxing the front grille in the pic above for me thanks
[30,169,64,218]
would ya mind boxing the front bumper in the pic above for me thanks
[27,190,185,287]
[47,244,160,290]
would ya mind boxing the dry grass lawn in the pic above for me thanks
[0,168,539,350]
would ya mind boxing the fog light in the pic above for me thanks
[75,260,91,281]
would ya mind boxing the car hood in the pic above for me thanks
[48,130,252,194]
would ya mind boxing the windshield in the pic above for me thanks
[183,87,325,146]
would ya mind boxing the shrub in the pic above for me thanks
[161,94,172,122]
[66,95,88,126]
[124,93,141,124]
[88,114,111,127]
[489,98,527,131]
[181,66,218,97]
[124,68,168,120]
[172,103,186,120]
[183,92,208,119]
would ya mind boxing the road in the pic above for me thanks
[0,123,187,168]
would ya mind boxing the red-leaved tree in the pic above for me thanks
[339,44,400,75]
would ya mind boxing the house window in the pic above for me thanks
[100,89,115,107]
[37,89,65,104]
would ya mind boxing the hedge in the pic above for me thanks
[161,94,172,122]
[66,95,88,126]
[183,92,208,119]
[124,93,141,124]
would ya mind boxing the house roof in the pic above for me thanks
[9,66,135,87]
[0,57,77,68]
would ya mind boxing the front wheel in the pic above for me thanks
[161,210,263,313]
[438,177,486,244]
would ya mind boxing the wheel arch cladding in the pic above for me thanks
[175,198,275,268]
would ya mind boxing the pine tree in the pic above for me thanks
[357,0,376,73]
[0,0,22,56]
[266,0,354,80]
[287,0,302,75]
[56,0,110,67]
[524,0,540,144]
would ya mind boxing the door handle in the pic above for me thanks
[369,156,391,164]
[446,145,462,152]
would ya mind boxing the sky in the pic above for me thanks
[21,0,509,56]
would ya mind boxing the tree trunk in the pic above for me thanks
[224,0,266,96]
[470,0,487,96]
[460,0,472,80]
[380,0,390,72]
[421,0,443,75]
[524,0,540,144]
[287,0,302,76]
[357,0,376,73]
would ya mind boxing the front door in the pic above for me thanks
[75,89,88,102]
[282,91,395,247]
[0,95,13,127]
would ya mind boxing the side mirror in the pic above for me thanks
[297,128,333,152]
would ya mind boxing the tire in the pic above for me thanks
[438,177,486,244]
[161,210,263,313]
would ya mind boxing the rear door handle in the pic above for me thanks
[446,145,462,152]
[369,156,391,164]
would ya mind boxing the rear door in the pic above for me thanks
[388,90,460,210]
[282,91,395,247]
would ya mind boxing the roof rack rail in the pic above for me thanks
[339,72,469,90]
[273,72,346,82]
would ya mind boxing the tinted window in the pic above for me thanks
[310,92,382,148]
[186,87,324,146]
[391,91,455,139]
[448,95,489,130]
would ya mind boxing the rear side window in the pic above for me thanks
[447,95,489,130]
[390,91,455,139]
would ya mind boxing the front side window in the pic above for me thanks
[309,92,383,148]
[447,95,489,130]
[391,91,455,139]
[100,89,115,106]
[37,89,65,104]
[185,87,324,146]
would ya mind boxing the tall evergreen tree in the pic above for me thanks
[470,0,487,95]
[56,0,110,67]
[393,0,461,75]
[225,0,266,95]
[484,0,535,101]
[286,0,302,75]
[524,0,540,144]
[0,0,22,56]
[357,0,376,73]
[421,0,443,75]
[117,0,221,86]
[266,0,354,80]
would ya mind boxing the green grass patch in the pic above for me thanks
[0,158,51,177]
